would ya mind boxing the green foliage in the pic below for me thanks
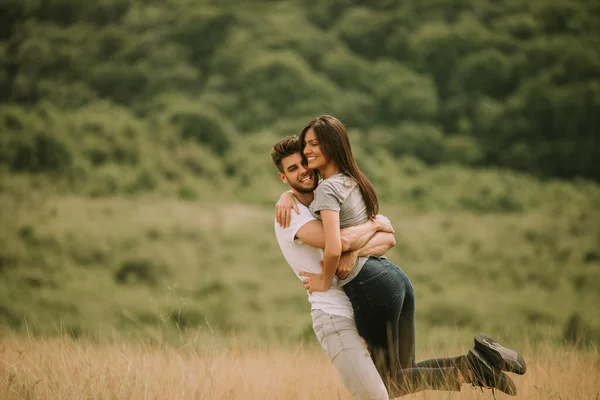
[367,123,444,164]
[0,106,73,173]
[373,61,439,123]
[115,258,167,286]
[168,105,235,155]
[0,0,598,179]
[0,179,598,343]
[334,7,394,59]
[0,0,599,344]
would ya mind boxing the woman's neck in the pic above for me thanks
[319,163,340,179]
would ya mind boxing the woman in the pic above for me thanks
[276,115,522,397]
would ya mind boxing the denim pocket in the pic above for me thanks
[359,270,400,308]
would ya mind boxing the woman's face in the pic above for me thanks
[303,128,327,170]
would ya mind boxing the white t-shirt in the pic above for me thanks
[274,198,354,320]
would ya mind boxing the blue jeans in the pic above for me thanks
[343,257,462,396]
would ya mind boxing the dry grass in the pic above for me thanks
[1,334,598,400]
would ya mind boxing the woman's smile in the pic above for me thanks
[303,128,325,170]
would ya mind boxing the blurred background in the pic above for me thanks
[0,0,598,349]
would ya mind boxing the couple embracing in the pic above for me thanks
[271,115,526,399]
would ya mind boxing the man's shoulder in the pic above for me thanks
[274,198,315,236]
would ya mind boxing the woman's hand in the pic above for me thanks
[276,191,298,228]
[299,265,332,293]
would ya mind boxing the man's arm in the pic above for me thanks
[336,232,396,279]
[295,215,393,251]
[356,232,396,257]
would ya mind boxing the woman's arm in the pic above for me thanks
[321,209,342,285]
[275,190,298,228]
[300,210,341,293]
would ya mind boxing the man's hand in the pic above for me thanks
[374,214,394,234]
[336,251,359,280]
[299,264,332,293]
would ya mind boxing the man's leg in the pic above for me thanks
[312,309,389,400]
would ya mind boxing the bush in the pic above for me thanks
[441,135,484,165]
[235,52,339,121]
[69,102,144,167]
[372,61,439,123]
[178,185,198,201]
[8,132,73,173]
[170,107,235,155]
[563,313,598,347]
[368,122,445,164]
[334,7,394,59]
[0,106,73,173]
[114,258,167,286]
[124,169,158,194]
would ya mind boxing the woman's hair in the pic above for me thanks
[299,115,379,218]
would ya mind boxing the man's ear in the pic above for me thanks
[278,172,288,184]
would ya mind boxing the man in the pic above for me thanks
[270,136,526,399]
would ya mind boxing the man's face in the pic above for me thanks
[278,153,318,194]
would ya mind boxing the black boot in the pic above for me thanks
[474,334,527,375]
[464,349,517,396]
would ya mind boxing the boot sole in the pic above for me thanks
[474,335,527,375]
[469,349,517,396]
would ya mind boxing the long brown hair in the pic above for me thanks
[299,115,379,218]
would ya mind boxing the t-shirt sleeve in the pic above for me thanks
[310,179,344,214]
[274,200,316,245]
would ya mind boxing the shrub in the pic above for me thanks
[235,52,339,120]
[87,165,121,197]
[124,169,158,194]
[334,7,395,59]
[372,61,439,123]
[69,102,144,167]
[178,185,198,201]
[563,313,596,347]
[368,122,445,164]
[170,107,234,155]
[114,259,167,286]
[441,135,484,165]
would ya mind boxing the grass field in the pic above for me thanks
[1,185,599,346]
[1,332,598,399]
[1,163,599,399]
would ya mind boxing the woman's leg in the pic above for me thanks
[388,261,417,369]
[345,258,463,396]
[344,257,406,378]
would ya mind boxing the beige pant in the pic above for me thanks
[312,309,389,400]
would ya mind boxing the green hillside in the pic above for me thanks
[1,164,599,346]
[1,0,599,347]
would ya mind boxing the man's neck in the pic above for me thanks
[291,190,314,208]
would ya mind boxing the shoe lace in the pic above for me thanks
[471,385,497,400]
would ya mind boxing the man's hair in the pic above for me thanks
[270,136,301,173]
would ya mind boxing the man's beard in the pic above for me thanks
[289,177,318,194]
